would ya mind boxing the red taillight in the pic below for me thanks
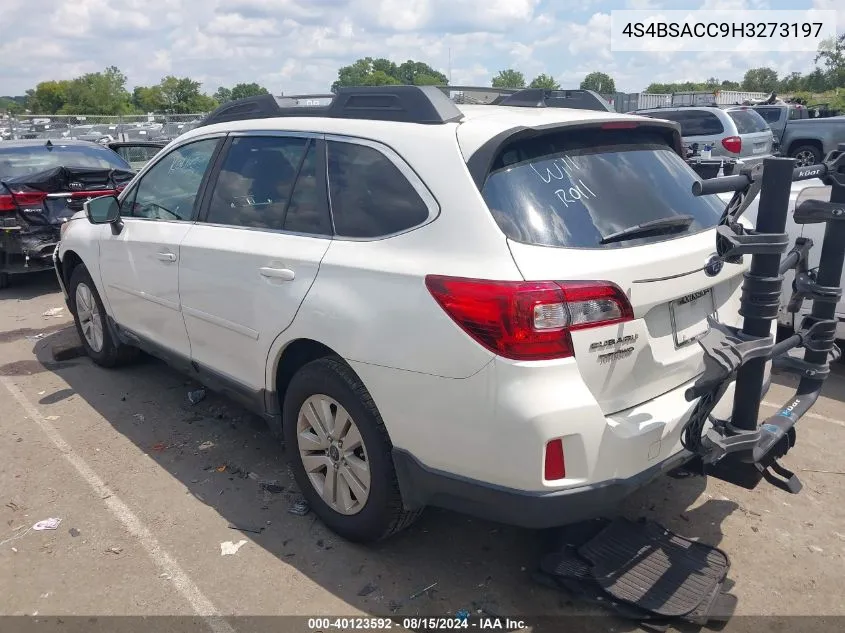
[0,188,48,210]
[721,135,742,154]
[601,121,639,130]
[424,276,633,361]
[544,439,566,480]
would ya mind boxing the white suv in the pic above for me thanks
[54,86,758,543]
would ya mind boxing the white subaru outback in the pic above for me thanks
[54,86,764,543]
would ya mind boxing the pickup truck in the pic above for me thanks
[750,103,845,167]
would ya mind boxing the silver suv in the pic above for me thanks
[635,105,774,165]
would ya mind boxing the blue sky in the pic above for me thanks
[0,0,842,96]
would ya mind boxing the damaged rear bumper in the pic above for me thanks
[0,226,60,274]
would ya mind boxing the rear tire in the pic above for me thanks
[69,264,138,367]
[789,144,822,167]
[283,356,422,543]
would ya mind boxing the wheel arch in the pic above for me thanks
[787,138,823,157]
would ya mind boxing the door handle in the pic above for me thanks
[259,267,295,281]
[156,252,177,262]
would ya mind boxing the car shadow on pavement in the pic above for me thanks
[19,324,740,629]
[0,269,61,301]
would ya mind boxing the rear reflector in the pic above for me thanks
[544,439,566,480]
[425,276,633,361]
[721,135,742,154]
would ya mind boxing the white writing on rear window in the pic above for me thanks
[529,155,599,208]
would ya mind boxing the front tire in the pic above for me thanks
[69,264,138,367]
[283,356,421,542]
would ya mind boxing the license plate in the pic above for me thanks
[752,144,767,154]
[670,288,716,348]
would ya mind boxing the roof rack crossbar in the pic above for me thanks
[493,89,615,112]
[197,86,464,128]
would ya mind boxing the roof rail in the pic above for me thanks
[196,85,464,128]
[493,89,615,112]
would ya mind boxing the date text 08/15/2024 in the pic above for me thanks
[307,617,528,631]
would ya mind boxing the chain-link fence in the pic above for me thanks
[0,113,208,142]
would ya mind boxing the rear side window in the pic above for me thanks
[646,110,725,136]
[755,107,782,124]
[327,141,430,238]
[481,128,725,249]
[727,109,770,134]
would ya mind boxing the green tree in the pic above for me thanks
[741,67,779,93]
[815,34,845,90]
[580,71,615,93]
[60,67,132,114]
[230,83,269,100]
[158,76,216,113]
[491,69,526,89]
[720,79,741,91]
[213,86,233,103]
[132,85,166,112]
[396,60,447,86]
[529,73,560,90]
[25,80,71,114]
[779,72,804,93]
[0,96,25,114]
[332,57,446,91]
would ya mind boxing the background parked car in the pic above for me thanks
[749,102,845,167]
[635,105,774,166]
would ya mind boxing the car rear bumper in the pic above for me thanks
[392,446,693,528]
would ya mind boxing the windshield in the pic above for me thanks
[0,143,131,180]
[481,128,725,249]
[727,109,770,134]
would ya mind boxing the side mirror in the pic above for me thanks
[84,195,123,234]
[85,195,120,224]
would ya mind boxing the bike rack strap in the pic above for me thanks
[794,198,845,225]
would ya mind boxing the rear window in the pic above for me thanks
[0,144,131,180]
[642,110,725,136]
[727,109,770,134]
[481,128,724,249]
[754,107,782,124]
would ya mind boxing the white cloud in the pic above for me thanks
[0,0,834,101]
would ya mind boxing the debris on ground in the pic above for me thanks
[228,523,264,535]
[25,333,46,342]
[198,441,215,451]
[134,413,145,422]
[188,389,207,405]
[216,465,227,472]
[32,518,61,531]
[44,416,59,421]
[260,481,285,494]
[248,472,260,481]
[357,583,378,597]
[409,582,438,600]
[105,547,123,555]
[68,528,80,538]
[288,498,310,516]
[42,307,64,318]
[151,442,167,452]
[220,539,248,556]
[808,545,824,553]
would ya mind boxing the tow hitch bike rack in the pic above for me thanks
[681,144,845,494]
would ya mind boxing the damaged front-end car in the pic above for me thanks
[0,165,134,288]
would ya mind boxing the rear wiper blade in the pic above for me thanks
[599,215,695,245]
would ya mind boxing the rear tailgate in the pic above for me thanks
[726,108,773,160]
[477,123,745,415]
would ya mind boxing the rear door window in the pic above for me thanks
[481,128,724,249]
[727,109,770,134]
[645,110,724,136]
